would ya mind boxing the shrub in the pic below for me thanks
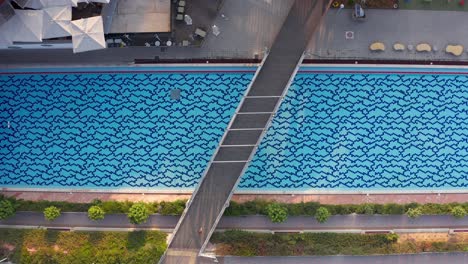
[0,199,16,220]
[44,206,61,221]
[266,203,288,223]
[385,233,399,243]
[160,200,186,215]
[315,207,331,223]
[286,202,305,216]
[406,207,422,219]
[358,203,375,215]
[303,202,321,215]
[127,202,150,224]
[101,200,133,214]
[419,203,450,215]
[88,205,105,221]
[382,203,405,215]
[211,231,399,256]
[451,206,466,219]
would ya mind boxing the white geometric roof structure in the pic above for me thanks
[10,10,43,42]
[71,16,106,53]
[42,5,72,39]
[0,1,15,26]
[0,19,13,48]
[78,0,110,3]
[15,0,78,9]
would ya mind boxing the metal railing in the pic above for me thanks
[158,48,269,264]
[199,52,306,255]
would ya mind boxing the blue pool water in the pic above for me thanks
[0,68,252,189]
[0,66,467,191]
[241,68,468,191]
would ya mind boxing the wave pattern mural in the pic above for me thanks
[240,73,468,190]
[0,72,252,188]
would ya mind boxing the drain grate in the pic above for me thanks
[171,89,181,100]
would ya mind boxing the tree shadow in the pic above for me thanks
[87,231,104,245]
[127,231,147,251]
[45,230,60,244]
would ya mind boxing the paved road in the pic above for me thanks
[219,253,468,264]
[1,212,467,231]
[161,1,332,263]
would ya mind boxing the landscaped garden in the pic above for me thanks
[0,229,167,263]
[212,230,468,256]
[1,195,467,262]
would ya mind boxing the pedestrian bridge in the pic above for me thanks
[159,1,332,263]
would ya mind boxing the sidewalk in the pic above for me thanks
[4,4,468,66]
[218,253,468,264]
[1,212,467,232]
[3,190,468,205]
[309,9,468,61]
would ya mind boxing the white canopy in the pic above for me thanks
[0,1,15,26]
[78,0,110,3]
[71,16,106,53]
[0,19,13,48]
[0,3,15,47]
[15,0,78,9]
[42,6,72,39]
[9,10,43,42]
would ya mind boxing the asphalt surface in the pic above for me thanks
[1,212,468,231]
[218,253,468,264]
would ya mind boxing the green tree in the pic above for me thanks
[406,207,422,219]
[88,205,105,221]
[127,202,150,224]
[315,207,331,223]
[451,206,466,219]
[266,203,288,223]
[44,206,61,221]
[0,199,16,220]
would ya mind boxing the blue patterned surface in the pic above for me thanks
[240,72,468,190]
[0,71,252,189]
[1,68,467,191]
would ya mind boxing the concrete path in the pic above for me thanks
[3,190,468,205]
[1,212,467,232]
[310,9,468,61]
[218,253,468,264]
